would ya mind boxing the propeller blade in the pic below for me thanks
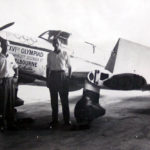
[0,22,15,31]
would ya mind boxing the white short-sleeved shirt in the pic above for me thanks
[47,50,71,72]
[0,53,18,78]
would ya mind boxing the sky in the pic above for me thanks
[1,0,150,63]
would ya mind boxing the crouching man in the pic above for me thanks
[0,37,19,130]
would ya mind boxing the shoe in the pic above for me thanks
[49,121,59,129]
[63,121,72,130]
[15,97,24,107]
[64,121,72,126]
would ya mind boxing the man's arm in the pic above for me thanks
[12,54,19,78]
[46,53,50,78]
[68,65,72,78]
[66,52,72,78]
[46,67,49,78]
[46,53,51,87]
[14,67,19,78]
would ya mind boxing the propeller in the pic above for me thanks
[0,22,15,31]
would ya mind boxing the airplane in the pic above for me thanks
[0,22,150,128]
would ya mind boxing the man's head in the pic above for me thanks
[52,38,62,51]
[0,37,8,55]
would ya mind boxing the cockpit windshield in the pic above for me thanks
[39,30,71,45]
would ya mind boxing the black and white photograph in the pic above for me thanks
[1,0,150,150]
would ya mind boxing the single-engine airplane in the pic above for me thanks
[1,22,150,129]
[0,22,150,104]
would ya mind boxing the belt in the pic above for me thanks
[0,77,13,83]
[0,77,13,79]
[51,70,65,72]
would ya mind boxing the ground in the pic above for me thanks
[1,85,150,150]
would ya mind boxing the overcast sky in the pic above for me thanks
[0,0,150,56]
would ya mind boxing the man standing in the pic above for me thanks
[0,37,18,130]
[47,38,72,128]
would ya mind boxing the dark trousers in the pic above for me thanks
[0,77,16,127]
[48,71,70,124]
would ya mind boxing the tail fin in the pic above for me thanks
[105,38,120,73]
[105,38,150,84]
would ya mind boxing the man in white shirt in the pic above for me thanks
[0,37,18,130]
[47,38,72,128]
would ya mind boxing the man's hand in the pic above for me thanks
[13,76,18,84]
